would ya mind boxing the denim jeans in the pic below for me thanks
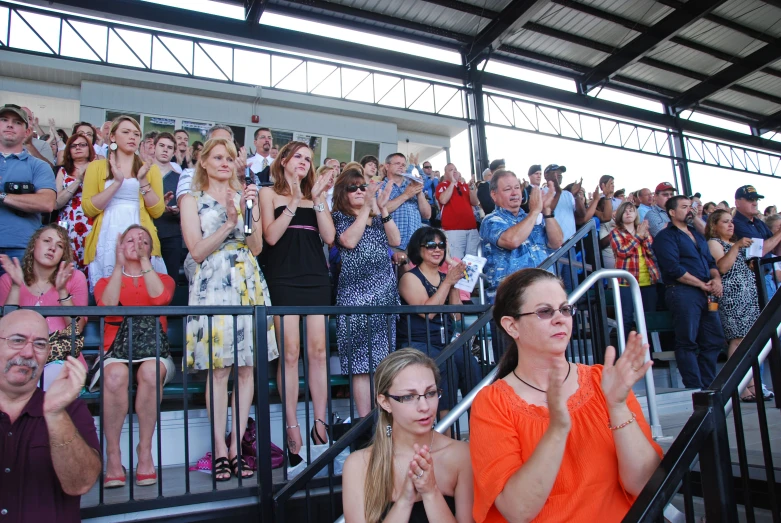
[619,285,658,334]
[666,285,726,388]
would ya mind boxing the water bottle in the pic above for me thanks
[708,294,719,311]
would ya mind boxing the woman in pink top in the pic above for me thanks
[0,224,89,389]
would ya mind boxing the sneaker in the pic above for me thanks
[761,385,775,401]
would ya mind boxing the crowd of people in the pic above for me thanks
[1,100,779,522]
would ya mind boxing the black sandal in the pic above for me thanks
[311,418,330,445]
[741,386,758,403]
[213,457,231,482]
[230,456,254,479]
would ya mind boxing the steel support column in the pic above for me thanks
[666,107,693,196]
[465,60,490,178]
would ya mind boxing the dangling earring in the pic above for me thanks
[109,141,118,151]
[385,425,392,437]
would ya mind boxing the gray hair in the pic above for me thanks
[207,124,234,140]
[385,152,406,165]
[765,213,781,231]
[489,169,518,193]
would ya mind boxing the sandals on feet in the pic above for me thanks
[213,457,231,482]
[311,418,329,445]
[230,456,254,479]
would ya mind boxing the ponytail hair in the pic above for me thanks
[492,269,564,382]
[364,348,441,523]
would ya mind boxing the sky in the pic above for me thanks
[9,0,781,207]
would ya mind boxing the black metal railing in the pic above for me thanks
[272,220,610,522]
[624,255,781,522]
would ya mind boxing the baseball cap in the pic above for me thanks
[0,104,29,126]
[735,185,764,200]
[544,164,567,173]
[655,182,677,193]
[528,164,542,176]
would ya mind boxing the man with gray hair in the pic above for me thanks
[0,309,101,522]
[480,170,562,302]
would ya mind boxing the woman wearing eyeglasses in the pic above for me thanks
[341,348,473,523]
[398,227,481,416]
[54,132,96,274]
[331,168,399,418]
[469,269,662,523]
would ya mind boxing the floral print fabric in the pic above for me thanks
[185,191,278,370]
[57,167,93,274]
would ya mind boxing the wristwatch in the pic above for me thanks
[543,212,555,219]
[313,202,325,212]
[0,192,6,204]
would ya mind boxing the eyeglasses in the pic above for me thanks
[515,305,577,320]
[423,165,432,169]
[422,241,446,250]
[387,389,441,404]
[346,184,368,193]
[0,335,50,353]
[70,143,89,149]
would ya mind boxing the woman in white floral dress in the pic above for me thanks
[180,137,277,481]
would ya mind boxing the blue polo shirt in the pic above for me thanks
[0,150,56,248]
[652,223,716,284]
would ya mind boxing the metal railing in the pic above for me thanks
[625,256,781,522]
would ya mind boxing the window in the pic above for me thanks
[143,116,176,136]
[326,137,352,164]
[228,125,245,145]
[181,120,213,145]
[354,141,380,162]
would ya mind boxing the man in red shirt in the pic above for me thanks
[436,163,481,259]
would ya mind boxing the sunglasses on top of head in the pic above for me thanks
[422,241,446,250]
[347,184,368,193]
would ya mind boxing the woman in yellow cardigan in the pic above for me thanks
[82,116,166,290]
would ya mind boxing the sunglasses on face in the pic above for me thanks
[516,305,577,320]
[347,184,368,193]
[422,241,446,250]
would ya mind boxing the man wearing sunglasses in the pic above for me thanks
[436,163,481,259]
[0,309,101,522]
[480,170,562,302]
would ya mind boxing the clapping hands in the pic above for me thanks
[601,332,653,409]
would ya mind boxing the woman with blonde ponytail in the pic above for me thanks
[341,348,473,523]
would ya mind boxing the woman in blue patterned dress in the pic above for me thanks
[332,168,399,417]
[180,138,277,481]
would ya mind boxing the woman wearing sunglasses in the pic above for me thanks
[470,269,662,523]
[398,227,481,417]
[332,168,399,418]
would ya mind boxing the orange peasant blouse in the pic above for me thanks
[470,364,663,523]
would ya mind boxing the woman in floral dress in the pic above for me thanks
[180,137,277,481]
[55,132,95,274]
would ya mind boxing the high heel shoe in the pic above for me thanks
[311,418,329,445]
[287,449,303,467]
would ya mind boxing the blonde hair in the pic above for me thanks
[106,116,144,181]
[191,138,241,193]
[315,165,334,179]
[364,349,441,523]
[343,161,362,173]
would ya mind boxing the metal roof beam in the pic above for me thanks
[759,0,781,9]
[245,0,267,24]
[578,0,728,93]
[672,37,781,113]
[273,0,471,44]
[419,0,499,19]
[464,0,549,66]
[522,22,614,54]
[757,110,781,134]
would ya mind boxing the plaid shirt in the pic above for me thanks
[645,205,670,238]
[381,177,423,249]
[609,227,661,285]
[480,207,552,302]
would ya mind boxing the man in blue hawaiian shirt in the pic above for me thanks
[480,169,563,302]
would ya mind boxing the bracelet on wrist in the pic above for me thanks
[608,411,636,431]
[381,215,393,224]
[283,205,296,217]
[57,294,73,303]
[50,431,78,448]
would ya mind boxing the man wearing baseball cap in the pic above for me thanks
[645,182,677,238]
[0,104,56,277]
[733,185,781,297]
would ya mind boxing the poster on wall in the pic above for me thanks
[293,132,320,151]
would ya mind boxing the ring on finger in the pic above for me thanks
[415,473,423,479]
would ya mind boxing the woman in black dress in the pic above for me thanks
[260,141,335,465]
[332,168,400,417]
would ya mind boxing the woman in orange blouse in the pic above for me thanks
[609,201,659,332]
[470,268,662,523]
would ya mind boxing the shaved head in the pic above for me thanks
[0,309,48,336]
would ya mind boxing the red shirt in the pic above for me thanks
[437,180,477,231]
[0,389,100,523]
[94,273,175,351]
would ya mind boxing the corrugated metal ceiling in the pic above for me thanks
[264,0,781,129]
